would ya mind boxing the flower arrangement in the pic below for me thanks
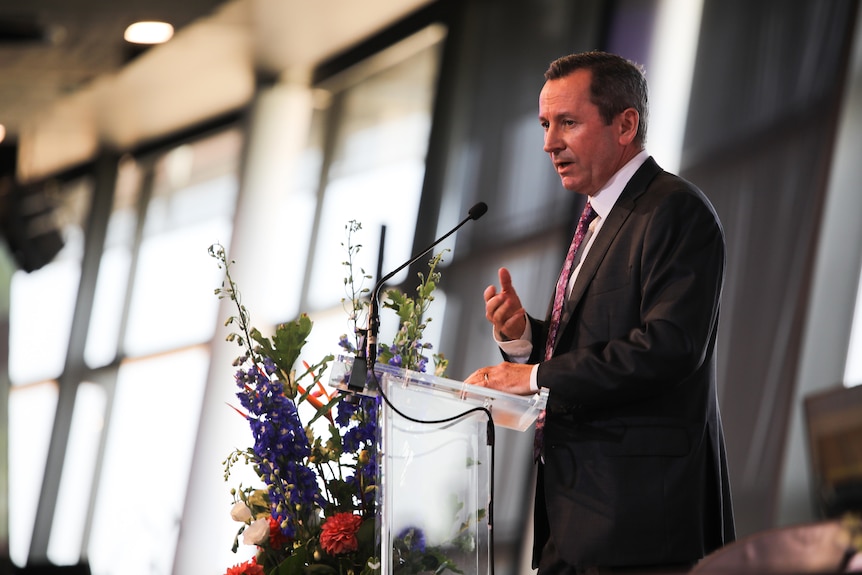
[210,221,458,575]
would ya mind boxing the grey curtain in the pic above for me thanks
[682,0,859,535]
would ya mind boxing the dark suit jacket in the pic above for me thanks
[526,157,736,569]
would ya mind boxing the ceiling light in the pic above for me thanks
[123,21,174,45]
[0,124,5,144]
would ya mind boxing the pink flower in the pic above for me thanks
[242,518,269,546]
[224,556,264,575]
[319,512,363,555]
[230,502,253,522]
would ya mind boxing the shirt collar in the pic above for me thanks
[588,150,649,220]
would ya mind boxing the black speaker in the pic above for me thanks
[0,143,65,273]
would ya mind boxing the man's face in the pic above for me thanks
[539,69,629,196]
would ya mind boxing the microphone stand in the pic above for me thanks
[346,202,488,393]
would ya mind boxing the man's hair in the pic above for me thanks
[545,51,648,146]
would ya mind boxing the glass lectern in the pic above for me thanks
[329,356,548,575]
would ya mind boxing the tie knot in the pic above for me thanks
[582,201,597,221]
[579,202,597,230]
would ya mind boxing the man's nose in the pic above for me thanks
[543,127,563,153]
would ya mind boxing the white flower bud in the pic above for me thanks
[242,517,269,545]
[230,501,253,523]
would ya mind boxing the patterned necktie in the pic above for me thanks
[534,201,597,461]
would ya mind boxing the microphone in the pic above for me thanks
[468,201,488,220]
[347,201,488,392]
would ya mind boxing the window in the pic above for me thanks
[302,25,445,363]
[85,130,243,571]
[9,178,91,385]
[8,175,92,565]
[8,127,244,570]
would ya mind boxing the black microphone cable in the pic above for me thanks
[346,201,496,575]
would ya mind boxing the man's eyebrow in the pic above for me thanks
[540,111,575,121]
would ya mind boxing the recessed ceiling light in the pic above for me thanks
[123,21,174,45]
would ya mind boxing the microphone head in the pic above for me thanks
[468,202,488,220]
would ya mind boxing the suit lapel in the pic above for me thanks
[554,157,662,346]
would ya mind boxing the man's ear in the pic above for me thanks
[617,108,639,145]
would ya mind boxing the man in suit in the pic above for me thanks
[465,51,735,573]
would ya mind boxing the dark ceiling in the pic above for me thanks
[0,0,228,144]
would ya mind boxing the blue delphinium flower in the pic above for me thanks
[336,394,379,510]
[338,334,355,354]
[340,396,378,451]
[395,526,427,553]
[235,359,324,538]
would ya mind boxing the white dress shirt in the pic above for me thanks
[496,150,650,390]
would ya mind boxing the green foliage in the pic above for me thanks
[377,250,449,375]
[341,221,372,350]
[253,315,312,376]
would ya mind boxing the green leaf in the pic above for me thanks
[305,565,338,575]
[253,314,314,377]
[360,557,382,575]
[273,548,311,575]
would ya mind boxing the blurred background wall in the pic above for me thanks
[1,0,861,573]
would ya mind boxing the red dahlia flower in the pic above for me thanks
[268,515,290,549]
[320,512,363,555]
[224,556,264,575]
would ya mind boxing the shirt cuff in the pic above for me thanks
[494,322,540,392]
[495,320,533,359]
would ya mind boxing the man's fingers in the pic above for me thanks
[498,267,514,292]
[500,310,526,341]
[483,284,498,303]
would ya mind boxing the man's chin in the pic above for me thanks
[559,176,582,192]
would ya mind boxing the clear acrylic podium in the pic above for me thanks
[329,356,548,575]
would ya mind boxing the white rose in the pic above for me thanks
[243,517,269,546]
[230,501,253,523]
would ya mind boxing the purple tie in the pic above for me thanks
[534,201,597,461]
